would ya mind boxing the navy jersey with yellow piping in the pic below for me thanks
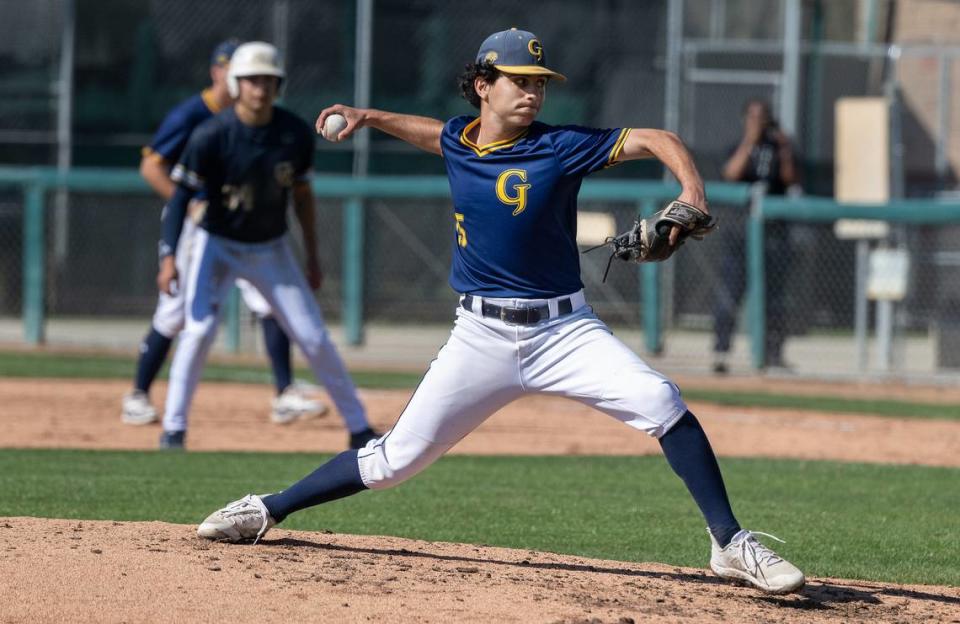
[143,89,223,164]
[440,115,630,298]
[171,106,314,243]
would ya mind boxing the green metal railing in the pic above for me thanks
[748,193,960,368]
[10,166,960,370]
[0,167,757,353]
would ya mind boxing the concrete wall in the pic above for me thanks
[894,0,960,190]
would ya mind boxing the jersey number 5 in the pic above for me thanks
[454,212,467,247]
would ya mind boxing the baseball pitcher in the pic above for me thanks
[196,30,804,595]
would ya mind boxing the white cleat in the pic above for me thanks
[197,494,276,543]
[121,390,158,425]
[270,383,329,424]
[709,529,806,594]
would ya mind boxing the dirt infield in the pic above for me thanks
[1,518,957,624]
[1,376,959,622]
[1,378,958,466]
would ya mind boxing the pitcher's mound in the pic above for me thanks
[1,517,956,623]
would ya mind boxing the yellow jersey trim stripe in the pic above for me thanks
[140,146,168,163]
[605,128,631,168]
[201,88,224,114]
[459,117,529,157]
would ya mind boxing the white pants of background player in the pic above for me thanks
[356,291,688,488]
[152,218,273,337]
[161,228,367,433]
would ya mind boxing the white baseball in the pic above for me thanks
[322,113,348,142]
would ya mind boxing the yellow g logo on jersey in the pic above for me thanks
[527,39,543,62]
[496,169,531,216]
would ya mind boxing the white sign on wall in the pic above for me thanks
[833,219,890,240]
[576,212,617,247]
[866,248,910,301]
[835,97,889,204]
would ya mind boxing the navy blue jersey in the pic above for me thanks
[440,116,630,298]
[171,106,314,243]
[143,89,224,163]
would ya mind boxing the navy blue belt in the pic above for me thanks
[461,294,573,325]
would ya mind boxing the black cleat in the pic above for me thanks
[159,430,186,450]
[349,427,381,450]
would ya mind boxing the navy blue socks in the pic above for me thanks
[260,316,292,394]
[134,328,174,393]
[262,450,367,522]
[658,411,741,548]
[136,320,292,395]
[259,413,737,542]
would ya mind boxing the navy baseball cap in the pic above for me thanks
[475,28,566,82]
[210,39,241,67]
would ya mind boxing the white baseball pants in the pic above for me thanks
[357,291,688,489]
[151,218,273,338]
[161,229,367,433]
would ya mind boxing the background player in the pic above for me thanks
[712,98,799,374]
[122,39,327,427]
[195,30,804,595]
[155,41,378,451]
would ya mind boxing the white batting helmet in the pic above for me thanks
[227,41,285,98]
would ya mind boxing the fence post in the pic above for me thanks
[343,197,365,345]
[639,198,662,354]
[22,183,46,344]
[746,184,766,369]
[224,285,240,353]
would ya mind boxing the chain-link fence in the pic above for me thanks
[3,0,958,182]
[2,0,960,381]
[0,193,22,315]
[17,188,677,326]
[0,0,65,164]
[3,174,958,381]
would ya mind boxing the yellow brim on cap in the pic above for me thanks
[494,64,567,82]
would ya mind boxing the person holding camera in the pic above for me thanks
[713,98,798,374]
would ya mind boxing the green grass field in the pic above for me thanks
[0,350,422,389]
[3,349,959,588]
[3,350,959,420]
[1,448,957,586]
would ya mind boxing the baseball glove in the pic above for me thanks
[583,200,717,281]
